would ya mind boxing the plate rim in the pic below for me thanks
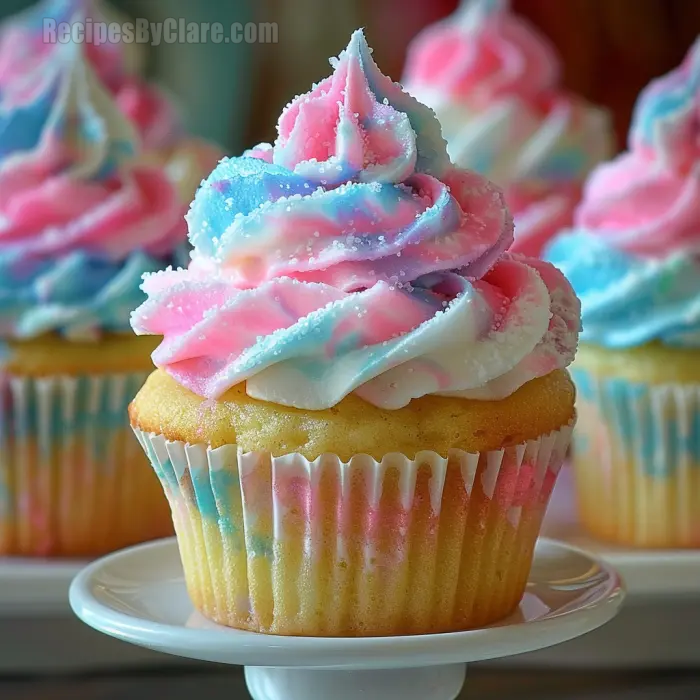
[542,469,700,598]
[68,536,625,668]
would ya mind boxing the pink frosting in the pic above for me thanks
[0,141,183,260]
[507,183,581,257]
[0,0,180,152]
[403,0,612,259]
[114,78,182,152]
[575,40,700,257]
[403,0,559,109]
[575,153,700,257]
[0,48,184,261]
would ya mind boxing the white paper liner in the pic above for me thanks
[573,371,700,547]
[134,422,573,636]
[0,371,171,556]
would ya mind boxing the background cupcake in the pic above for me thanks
[0,40,186,556]
[546,39,700,548]
[129,30,580,637]
[402,0,614,258]
[0,0,222,204]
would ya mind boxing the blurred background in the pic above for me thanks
[3,0,699,152]
[1,1,700,698]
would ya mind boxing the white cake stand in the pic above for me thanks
[69,537,624,700]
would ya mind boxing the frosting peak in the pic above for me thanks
[404,0,559,107]
[0,0,137,88]
[133,31,580,410]
[402,0,613,259]
[0,42,175,258]
[275,30,449,185]
[630,38,700,174]
[0,41,186,340]
[186,30,510,292]
[546,40,700,350]
[275,31,412,184]
[0,0,180,152]
[572,40,700,258]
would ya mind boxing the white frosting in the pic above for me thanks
[408,88,613,187]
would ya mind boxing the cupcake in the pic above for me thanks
[129,30,580,636]
[546,40,700,548]
[0,0,222,204]
[0,41,187,556]
[402,0,614,258]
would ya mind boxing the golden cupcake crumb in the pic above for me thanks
[3,334,160,376]
[130,368,575,460]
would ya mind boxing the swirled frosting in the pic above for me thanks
[0,41,186,340]
[132,30,580,410]
[546,40,700,349]
[402,0,613,258]
[0,0,222,206]
[0,0,181,152]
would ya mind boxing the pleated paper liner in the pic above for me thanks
[0,373,173,557]
[134,421,573,637]
[572,368,700,548]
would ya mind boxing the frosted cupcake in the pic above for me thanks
[0,41,186,556]
[402,0,614,258]
[547,40,700,548]
[0,0,222,204]
[130,30,580,636]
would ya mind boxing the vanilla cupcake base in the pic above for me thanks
[129,369,576,460]
[134,423,572,636]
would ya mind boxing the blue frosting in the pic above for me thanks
[3,0,79,31]
[545,232,700,348]
[0,40,184,341]
[0,249,187,340]
[630,38,700,158]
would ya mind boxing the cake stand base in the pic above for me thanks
[244,665,467,700]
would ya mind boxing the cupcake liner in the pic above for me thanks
[572,367,700,547]
[134,422,573,636]
[0,372,172,557]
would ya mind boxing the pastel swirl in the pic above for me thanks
[0,42,186,339]
[132,30,580,410]
[403,0,558,104]
[545,41,700,349]
[0,0,180,152]
[546,233,700,348]
[114,78,182,152]
[402,0,613,258]
[573,40,700,258]
[630,37,700,173]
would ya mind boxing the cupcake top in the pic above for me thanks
[0,41,186,341]
[402,0,613,257]
[132,30,580,411]
[546,39,700,349]
[0,0,180,151]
